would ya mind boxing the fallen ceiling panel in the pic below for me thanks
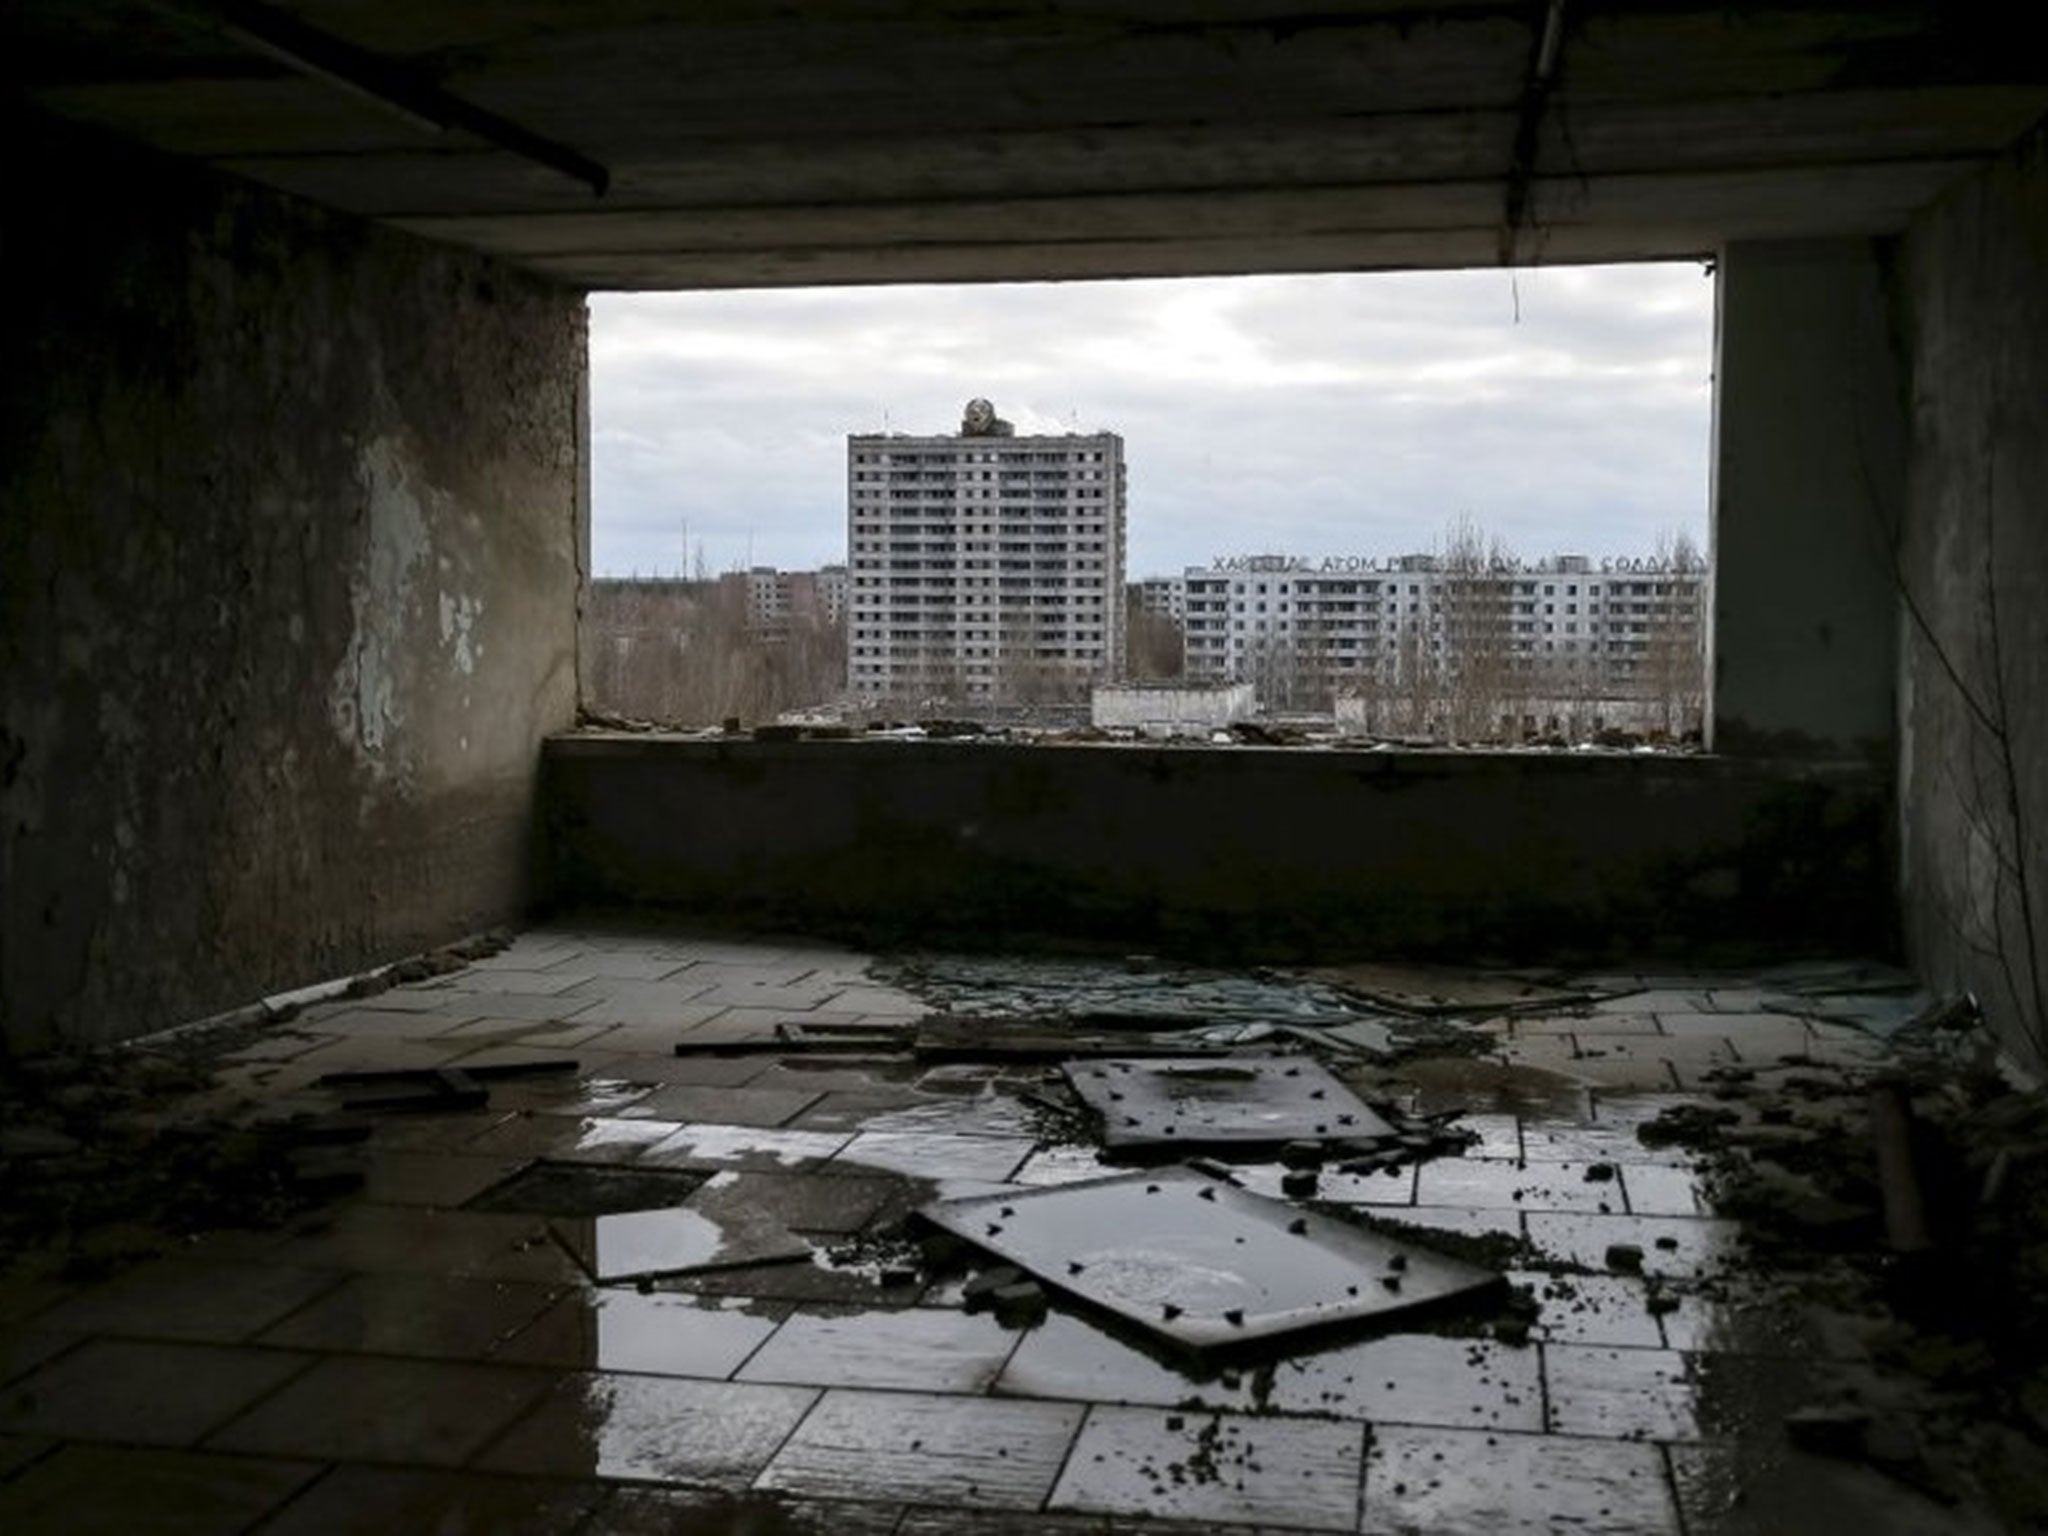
[1063,1055,1394,1150]
[921,1166,1501,1351]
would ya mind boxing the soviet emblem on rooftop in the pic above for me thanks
[961,397,1014,437]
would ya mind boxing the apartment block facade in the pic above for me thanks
[847,401,1126,704]
[1177,552,1708,728]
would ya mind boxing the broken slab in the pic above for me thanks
[920,1167,1501,1352]
[1310,963,1590,1016]
[1063,1055,1393,1151]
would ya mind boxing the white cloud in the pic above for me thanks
[590,263,1713,577]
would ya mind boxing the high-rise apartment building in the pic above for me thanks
[847,399,1126,704]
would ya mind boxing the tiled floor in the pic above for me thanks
[0,925,1968,1534]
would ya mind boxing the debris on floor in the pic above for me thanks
[1309,961,1595,1016]
[919,1167,1502,1350]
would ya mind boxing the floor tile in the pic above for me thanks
[1010,1145,1121,1187]
[1518,1120,1686,1165]
[738,1306,1021,1392]
[1508,1271,1666,1349]
[475,1371,816,1485]
[555,1200,811,1282]
[433,968,604,997]
[0,1338,311,1446]
[1522,1213,1746,1279]
[0,1445,319,1536]
[993,1310,1253,1411]
[361,1150,531,1208]
[756,1389,1084,1508]
[593,1485,902,1536]
[1543,1344,1702,1440]
[1621,1161,1718,1217]
[249,1464,604,1536]
[831,1131,1035,1182]
[544,951,693,981]
[256,1272,563,1359]
[1367,1204,1525,1244]
[29,1261,342,1345]
[0,1330,77,1390]
[1230,1161,1418,1205]
[207,1355,556,1465]
[1048,1405,1364,1532]
[464,1112,680,1161]
[604,1052,772,1087]
[492,1289,786,1376]
[1259,1332,1543,1430]
[1365,1424,1678,1534]
[1414,1157,1627,1215]
[641,1124,855,1172]
[624,1084,824,1127]
[685,1169,906,1234]
[260,1205,579,1283]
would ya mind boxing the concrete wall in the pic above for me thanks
[1093,683,1254,736]
[1711,240,1905,759]
[0,114,585,1050]
[1898,125,2048,1067]
[542,737,1891,964]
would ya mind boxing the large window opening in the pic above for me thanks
[588,263,1713,744]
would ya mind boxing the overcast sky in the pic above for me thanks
[590,262,1714,580]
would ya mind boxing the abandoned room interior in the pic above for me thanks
[4,3,2048,1532]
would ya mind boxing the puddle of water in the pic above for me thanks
[558,1194,811,1282]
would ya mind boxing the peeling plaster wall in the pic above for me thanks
[0,114,584,1050]
[1898,125,2048,1067]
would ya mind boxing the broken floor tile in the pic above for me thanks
[1314,962,1590,1016]
[1047,1404,1365,1533]
[921,1168,1500,1351]
[0,1338,311,1447]
[755,1389,1084,1509]
[832,1130,1035,1182]
[491,1288,787,1376]
[0,1445,321,1536]
[474,1372,817,1485]
[256,1272,564,1360]
[207,1355,556,1466]
[1009,1144,1118,1187]
[1063,1056,1392,1150]
[1366,1424,1679,1535]
[1257,1332,1543,1430]
[1414,1157,1625,1215]
[738,1305,1021,1392]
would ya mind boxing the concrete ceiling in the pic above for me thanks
[8,2,2047,289]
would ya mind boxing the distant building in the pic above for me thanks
[1092,681,1253,737]
[1178,551,1707,732]
[715,564,850,643]
[848,398,1127,705]
[1135,575,1186,622]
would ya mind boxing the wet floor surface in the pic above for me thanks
[0,924,1996,1534]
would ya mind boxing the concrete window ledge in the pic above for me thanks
[538,734,1893,963]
